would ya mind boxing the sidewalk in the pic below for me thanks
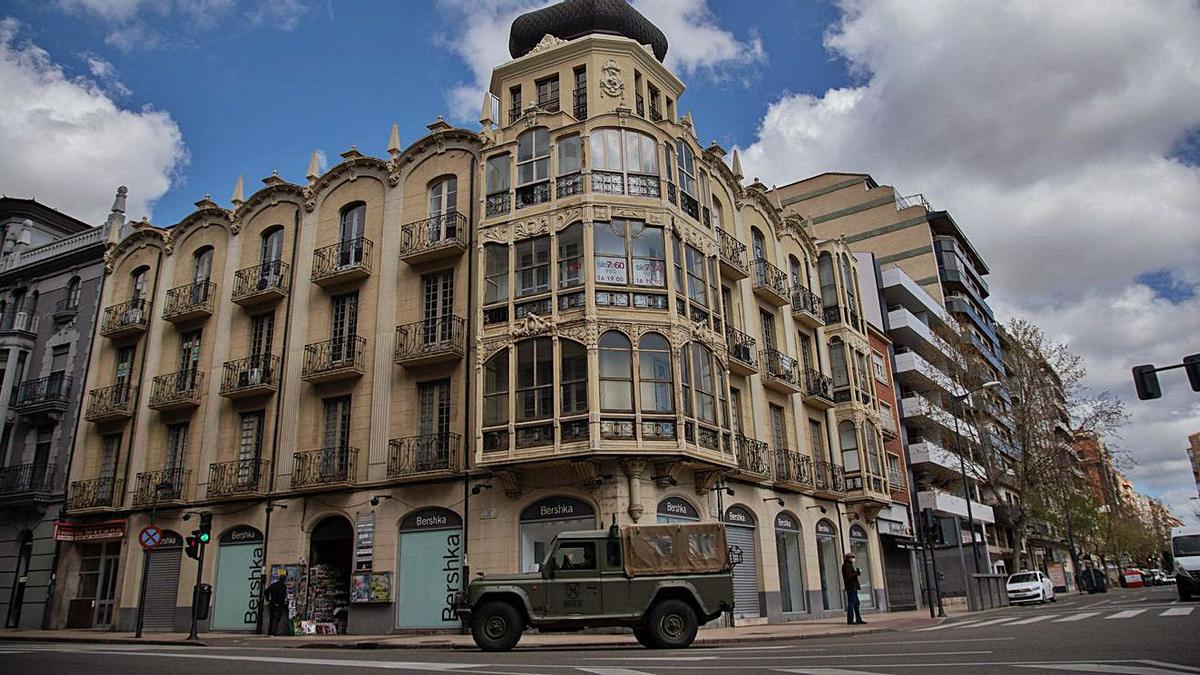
[0,609,940,649]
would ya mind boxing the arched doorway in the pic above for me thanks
[396,508,463,628]
[212,525,265,630]
[724,505,760,618]
[849,524,875,608]
[774,512,806,614]
[143,530,184,632]
[518,496,595,572]
[816,519,843,610]
[308,515,353,634]
[656,496,700,524]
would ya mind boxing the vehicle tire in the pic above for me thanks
[471,601,524,652]
[632,626,656,648]
[646,599,699,649]
[1050,594,1057,602]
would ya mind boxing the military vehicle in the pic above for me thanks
[456,522,735,651]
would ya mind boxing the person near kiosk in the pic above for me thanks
[842,553,865,625]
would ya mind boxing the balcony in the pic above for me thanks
[844,472,891,506]
[813,460,846,497]
[232,261,289,307]
[13,374,72,419]
[537,95,560,114]
[485,192,510,218]
[760,348,802,394]
[917,489,995,524]
[100,299,149,339]
[751,259,790,307]
[85,383,136,423]
[724,326,757,376]
[311,237,372,287]
[572,87,587,120]
[733,434,770,480]
[822,304,861,331]
[52,298,79,323]
[302,337,366,384]
[148,370,204,412]
[132,467,189,506]
[207,459,269,498]
[0,463,57,501]
[292,447,358,488]
[163,281,216,323]
[516,181,551,209]
[773,449,814,491]
[394,316,465,367]
[716,229,748,280]
[399,211,467,266]
[557,172,583,198]
[387,432,462,481]
[901,393,979,443]
[893,349,954,394]
[790,285,824,328]
[0,311,37,341]
[887,306,949,360]
[68,476,122,511]
[802,369,835,409]
[220,354,280,399]
[909,438,983,479]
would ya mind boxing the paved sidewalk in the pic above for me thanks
[0,609,939,649]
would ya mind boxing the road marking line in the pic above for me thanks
[1006,615,1055,625]
[578,669,659,675]
[1139,661,1200,673]
[1054,612,1100,622]
[1106,609,1146,619]
[911,620,986,631]
[773,669,894,674]
[955,617,1018,628]
[1160,606,1194,616]
[584,651,993,662]
[1014,664,1197,674]
[10,650,521,673]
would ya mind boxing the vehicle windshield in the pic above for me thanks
[1008,573,1039,584]
[1174,535,1200,557]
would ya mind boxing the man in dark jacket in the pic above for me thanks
[842,553,865,625]
[266,570,289,636]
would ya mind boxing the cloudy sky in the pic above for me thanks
[2,0,1197,522]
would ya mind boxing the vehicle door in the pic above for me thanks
[545,541,602,618]
[1042,573,1053,597]
[598,537,635,618]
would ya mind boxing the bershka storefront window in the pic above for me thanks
[518,496,596,572]
[396,508,463,629]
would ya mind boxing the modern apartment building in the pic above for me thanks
[53,0,910,633]
[0,197,107,628]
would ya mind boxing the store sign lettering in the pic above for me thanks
[440,533,462,622]
[540,504,575,517]
[416,514,448,528]
[244,544,264,625]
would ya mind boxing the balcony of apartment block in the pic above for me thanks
[0,311,37,342]
[760,348,802,395]
[724,326,757,376]
[843,470,891,507]
[100,298,149,339]
[12,374,72,421]
[917,488,995,524]
[887,306,948,360]
[291,446,358,489]
[398,211,467,266]
[485,191,511,219]
[716,228,749,280]
[821,304,862,332]
[220,354,280,399]
[773,448,815,492]
[207,458,269,499]
[732,434,771,481]
[232,261,289,307]
[311,237,372,287]
[387,432,463,482]
[751,259,790,307]
[802,368,835,409]
[888,468,908,497]
[85,383,136,424]
[0,463,58,504]
[812,460,846,498]
[162,281,216,324]
[394,316,465,368]
[302,336,366,384]
[790,284,824,329]
[901,393,979,443]
[148,370,204,412]
[131,467,189,506]
[52,297,80,323]
[67,476,122,511]
[987,431,1021,460]
[880,408,900,441]
[893,348,954,394]
[895,192,933,214]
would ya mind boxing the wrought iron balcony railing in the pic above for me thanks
[626,174,661,198]
[485,192,510,218]
[724,325,757,372]
[761,348,801,391]
[208,459,269,497]
[823,305,842,324]
[14,374,72,410]
[302,337,365,381]
[803,368,834,403]
[149,370,204,410]
[556,172,583,198]
[649,103,662,122]
[132,467,189,505]
[773,449,814,486]
[716,228,749,278]
[53,297,79,319]
[752,258,790,303]
[394,316,465,366]
[292,446,358,487]
[537,96,560,113]
[163,280,216,321]
[813,460,846,493]
[791,284,823,319]
[312,237,372,284]
[232,260,289,304]
[85,383,136,422]
[399,211,467,261]
[734,434,770,477]
[592,170,624,195]
[0,463,56,495]
[388,432,462,478]
[68,476,122,510]
[101,298,149,337]
[572,87,587,119]
[516,181,551,209]
[220,354,280,397]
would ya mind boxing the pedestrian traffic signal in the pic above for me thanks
[185,532,200,560]
[198,511,212,544]
[1132,365,1162,400]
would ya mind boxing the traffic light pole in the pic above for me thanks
[187,540,207,640]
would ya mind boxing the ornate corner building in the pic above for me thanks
[50,0,919,634]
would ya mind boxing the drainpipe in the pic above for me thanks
[461,153,478,608]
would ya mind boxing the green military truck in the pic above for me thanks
[456,522,735,651]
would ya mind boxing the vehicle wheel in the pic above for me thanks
[646,599,699,649]
[471,601,524,652]
[1050,595,1057,602]
[632,626,655,648]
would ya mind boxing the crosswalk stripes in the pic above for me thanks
[911,605,1196,631]
[1160,606,1194,617]
[1006,615,1054,625]
[911,620,987,632]
[957,617,1021,628]
[1106,609,1147,619]
[1014,663,1200,674]
[1055,612,1102,622]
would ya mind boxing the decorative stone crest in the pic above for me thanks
[514,216,551,239]
[591,204,611,222]
[480,225,511,243]
[530,34,567,55]
[600,59,624,98]
[512,312,552,338]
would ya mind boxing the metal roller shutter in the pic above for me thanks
[727,525,760,618]
[143,548,182,632]
[883,543,916,610]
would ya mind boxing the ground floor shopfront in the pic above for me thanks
[44,461,920,633]
[0,501,62,630]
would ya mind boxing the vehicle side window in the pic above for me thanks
[607,540,621,568]
[553,542,597,571]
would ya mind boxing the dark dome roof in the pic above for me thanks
[509,0,668,62]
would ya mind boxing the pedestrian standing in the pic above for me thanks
[266,570,289,636]
[842,552,865,625]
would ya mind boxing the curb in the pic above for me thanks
[0,635,208,647]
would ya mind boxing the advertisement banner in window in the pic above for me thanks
[595,258,628,285]
[632,260,665,286]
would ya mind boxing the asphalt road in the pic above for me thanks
[3,586,1196,674]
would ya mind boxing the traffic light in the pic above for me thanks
[185,532,200,560]
[1132,365,1162,400]
[197,511,212,544]
[1185,354,1200,392]
[920,508,943,546]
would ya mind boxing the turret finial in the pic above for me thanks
[731,150,743,181]
[387,123,401,157]
[231,175,244,206]
[307,151,320,183]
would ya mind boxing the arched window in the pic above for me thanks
[516,128,550,208]
[427,176,459,244]
[590,128,660,196]
[864,420,882,476]
[841,253,857,322]
[516,337,553,421]
[599,331,633,411]
[711,196,724,230]
[638,333,673,413]
[483,349,509,427]
[839,420,860,472]
[560,339,587,415]
[340,202,365,242]
[260,226,284,263]
[675,142,697,198]
[67,277,82,309]
[193,246,214,283]
[818,252,837,309]
[788,255,803,289]
[131,266,149,301]
[751,227,766,262]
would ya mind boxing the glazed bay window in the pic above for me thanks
[516,128,550,208]
[639,333,674,414]
[515,236,550,297]
[589,128,660,197]
[558,223,583,289]
[483,243,509,325]
[594,219,665,291]
[680,341,726,451]
[482,339,591,453]
[557,134,583,198]
[676,142,699,219]
[485,153,511,217]
[600,331,634,412]
[673,237,719,326]
[482,349,508,451]
[516,338,553,421]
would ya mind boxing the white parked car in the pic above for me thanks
[1007,570,1056,604]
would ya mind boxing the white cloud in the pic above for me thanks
[0,18,186,223]
[436,0,765,123]
[741,0,1200,523]
[83,54,130,96]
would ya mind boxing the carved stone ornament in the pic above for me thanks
[573,459,604,490]
[531,34,568,54]
[102,249,114,274]
[514,216,551,239]
[652,460,681,488]
[162,230,175,255]
[512,312,553,338]
[600,59,624,98]
[591,204,612,222]
[481,225,511,243]
[693,469,725,496]
[494,469,523,499]
[555,207,584,231]
[385,157,403,187]
[477,338,509,366]
[557,321,597,347]
[302,185,317,212]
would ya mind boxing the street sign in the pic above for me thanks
[139,525,162,550]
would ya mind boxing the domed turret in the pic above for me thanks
[509,0,668,62]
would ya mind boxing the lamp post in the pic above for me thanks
[134,480,173,638]
[950,380,1000,579]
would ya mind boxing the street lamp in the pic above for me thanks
[950,380,1000,579]
[134,480,173,638]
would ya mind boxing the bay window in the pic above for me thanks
[589,128,660,196]
[839,420,860,472]
[485,153,511,217]
[484,243,508,305]
[557,223,583,289]
[483,349,509,427]
[638,333,673,413]
[593,219,665,288]
[516,128,550,208]
[561,340,587,415]
[599,331,634,411]
[676,142,699,218]
[516,337,553,421]
[515,236,550,297]
[557,134,583,197]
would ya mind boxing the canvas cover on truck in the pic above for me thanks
[622,523,730,576]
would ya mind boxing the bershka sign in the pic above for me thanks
[656,497,699,520]
[244,543,265,625]
[519,496,594,523]
[399,508,463,532]
[439,531,463,623]
[775,512,800,531]
[219,525,264,545]
[723,505,754,526]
